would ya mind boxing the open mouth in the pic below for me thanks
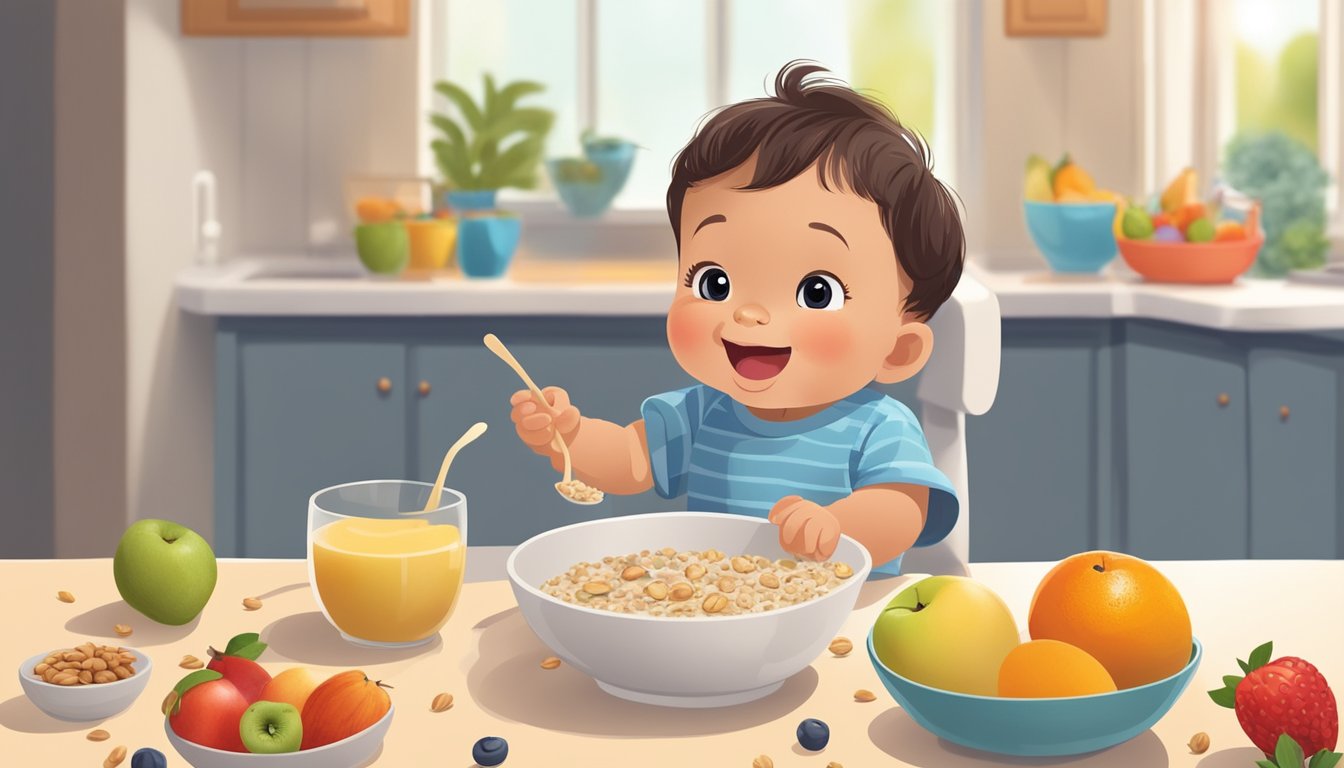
[723,340,792,381]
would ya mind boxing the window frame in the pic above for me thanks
[420,0,972,222]
[1145,0,1344,240]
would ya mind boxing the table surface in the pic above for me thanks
[2,554,1341,767]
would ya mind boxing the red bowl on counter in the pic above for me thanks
[1117,235,1264,284]
[1117,204,1263,284]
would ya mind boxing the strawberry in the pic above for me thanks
[1209,642,1339,761]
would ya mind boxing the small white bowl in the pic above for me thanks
[507,511,872,708]
[17,647,153,721]
[165,704,394,768]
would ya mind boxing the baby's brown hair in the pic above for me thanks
[666,60,965,320]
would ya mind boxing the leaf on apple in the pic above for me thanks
[168,669,223,717]
[221,631,267,661]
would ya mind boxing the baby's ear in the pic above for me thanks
[875,321,933,384]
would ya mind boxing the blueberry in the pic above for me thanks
[472,736,509,766]
[130,747,167,768]
[797,718,830,751]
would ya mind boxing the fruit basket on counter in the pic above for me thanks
[1022,154,1124,274]
[1115,168,1265,284]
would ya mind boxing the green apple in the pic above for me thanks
[239,701,302,754]
[113,519,217,625]
[872,575,1020,696]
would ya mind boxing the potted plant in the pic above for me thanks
[545,130,638,218]
[1221,131,1330,277]
[430,74,554,277]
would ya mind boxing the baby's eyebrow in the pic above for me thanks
[808,222,848,249]
[693,214,727,236]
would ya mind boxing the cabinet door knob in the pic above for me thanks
[1216,393,1230,407]
[377,377,392,394]
[1280,405,1290,421]
[418,380,431,397]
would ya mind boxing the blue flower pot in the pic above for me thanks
[457,215,521,278]
[446,189,498,212]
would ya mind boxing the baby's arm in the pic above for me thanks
[509,388,653,494]
[771,483,929,563]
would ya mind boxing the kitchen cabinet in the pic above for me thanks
[216,317,697,557]
[1247,344,1343,558]
[213,316,1344,561]
[965,320,1114,562]
[410,317,696,546]
[1124,322,1249,560]
[221,325,408,557]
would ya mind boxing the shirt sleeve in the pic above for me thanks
[640,385,708,499]
[852,403,960,548]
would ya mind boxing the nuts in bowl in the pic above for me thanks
[507,511,872,708]
[18,641,153,721]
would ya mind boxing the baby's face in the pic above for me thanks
[668,157,917,410]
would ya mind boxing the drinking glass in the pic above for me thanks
[308,480,467,647]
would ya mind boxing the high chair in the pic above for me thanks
[897,269,1002,577]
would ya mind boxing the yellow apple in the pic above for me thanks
[872,575,1020,696]
[257,667,319,712]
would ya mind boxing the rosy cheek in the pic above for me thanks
[666,301,713,358]
[793,313,856,365]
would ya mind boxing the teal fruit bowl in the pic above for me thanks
[1024,201,1119,273]
[867,632,1201,757]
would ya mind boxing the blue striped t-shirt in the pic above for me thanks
[640,385,958,575]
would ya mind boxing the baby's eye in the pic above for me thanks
[796,273,847,311]
[690,263,731,302]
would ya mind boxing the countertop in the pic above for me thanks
[175,257,1344,332]
[3,553,1341,766]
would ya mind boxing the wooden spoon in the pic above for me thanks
[422,421,489,512]
[482,333,603,505]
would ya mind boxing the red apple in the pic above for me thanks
[301,670,392,750]
[207,632,271,702]
[168,671,249,752]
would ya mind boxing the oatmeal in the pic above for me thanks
[540,547,854,616]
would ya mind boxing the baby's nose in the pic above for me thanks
[733,303,771,326]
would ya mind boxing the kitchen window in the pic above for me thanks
[428,0,964,213]
[1145,0,1343,236]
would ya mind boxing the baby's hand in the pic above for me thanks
[509,387,581,469]
[768,495,842,561]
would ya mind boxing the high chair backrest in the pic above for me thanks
[898,269,1001,576]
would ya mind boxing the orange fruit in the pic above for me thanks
[355,197,399,223]
[1052,159,1098,200]
[1174,203,1207,234]
[998,639,1117,698]
[1028,551,1191,689]
[1214,221,1246,241]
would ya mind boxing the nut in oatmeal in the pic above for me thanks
[540,547,853,617]
[556,479,604,503]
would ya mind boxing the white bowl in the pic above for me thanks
[506,511,872,708]
[165,704,394,768]
[17,647,153,721]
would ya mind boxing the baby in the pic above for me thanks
[508,62,966,575]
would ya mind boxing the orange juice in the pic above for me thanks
[310,517,465,644]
